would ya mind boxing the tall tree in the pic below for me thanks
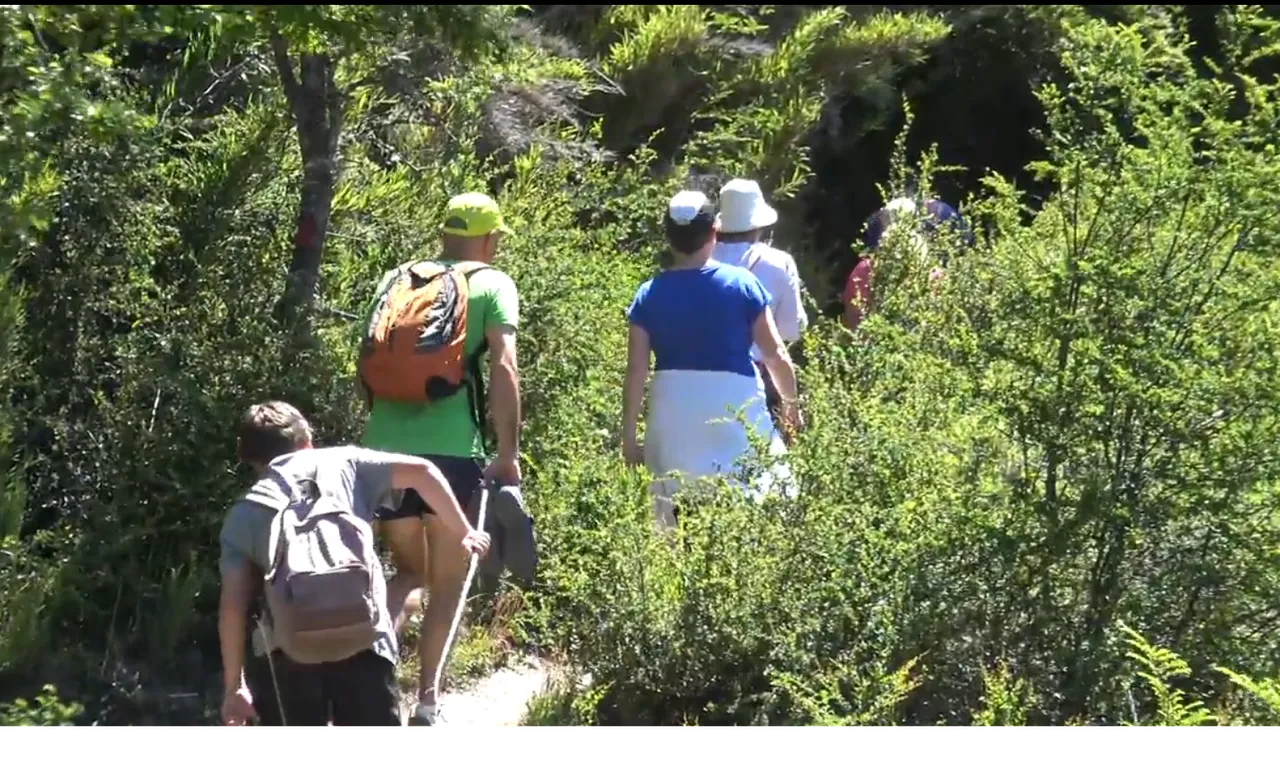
[172,5,511,327]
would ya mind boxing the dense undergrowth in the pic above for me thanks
[2,4,1279,725]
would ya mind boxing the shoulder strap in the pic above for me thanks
[465,338,493,454]
[459,263,496,452]
[406,259,451,282]
[262,462,322,578]
[744,243,765,274]
[454,261,492,279]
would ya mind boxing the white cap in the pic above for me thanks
[717,178,778,234]
[668,190,711,225]
[885,196,917,216]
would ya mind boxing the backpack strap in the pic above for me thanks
[466,338,493,454]
[453,260,491,278]
[744,243,765,274]
[262,463,320,581]
[453,261,495,453]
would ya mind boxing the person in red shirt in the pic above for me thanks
[842,254,874,332]
[841,196,970,332]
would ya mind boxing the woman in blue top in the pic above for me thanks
[622,190,799,524]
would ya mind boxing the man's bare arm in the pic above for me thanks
[218,563,258,698]
[622,324,650,446]
[390,458,489,555]
[485,324,521,466]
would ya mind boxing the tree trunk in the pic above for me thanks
[269,33,344,329]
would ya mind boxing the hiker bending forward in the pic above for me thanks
[218,402,489,726]
[623,191,800,527]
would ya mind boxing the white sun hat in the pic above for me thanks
[717,178,779,234]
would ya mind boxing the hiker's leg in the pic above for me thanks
[417,455,484,706]
[260,651,329,726]
[327,651,401,726]
[377,492,428,634]
[419,510,469,705]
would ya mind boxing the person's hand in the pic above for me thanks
[779,402,804,446]
[462,529,492,558]
[928,266,946,295]
[622,436,644,468]
[221,686,256,726]
[483,454,521,486]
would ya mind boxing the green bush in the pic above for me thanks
[0,685,84,727]
[1,4,1278,728]
[521,7,1280,725]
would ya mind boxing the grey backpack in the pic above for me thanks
[262,464,380,664]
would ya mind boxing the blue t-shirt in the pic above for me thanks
[626,262,771,379]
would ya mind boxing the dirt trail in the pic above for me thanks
[398,655,550,726]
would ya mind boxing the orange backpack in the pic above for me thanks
[358,260,490,404]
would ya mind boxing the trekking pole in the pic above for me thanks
[426,482,490,702]
[258,621,288,727]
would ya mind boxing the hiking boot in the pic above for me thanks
[409,702,441,726]
[489,485,537,587]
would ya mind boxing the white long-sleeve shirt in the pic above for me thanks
[713,241,808,360]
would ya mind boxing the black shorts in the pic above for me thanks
[243,649,399,726]
[375,454,483,525]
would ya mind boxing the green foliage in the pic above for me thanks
[0,685,83,726]
[971,662,1034,726]
[1121,624,1216,726]
[2,3,1280,728]
[522,6,1280,726]
[587,4,947,193]
[521,673,606,726]
[1111,625,1280,726]
[686,8,950,196]
[1217,667,1280,725]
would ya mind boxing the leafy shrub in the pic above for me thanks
[2,4,1279,729]
[522,7,1280,726]
[0,685,84,727]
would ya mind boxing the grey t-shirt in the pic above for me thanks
[219,445,402,666]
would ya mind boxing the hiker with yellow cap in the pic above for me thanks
[355,191,533,726]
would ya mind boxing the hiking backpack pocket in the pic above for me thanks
[357,260,490,404]
[264,483,381,665]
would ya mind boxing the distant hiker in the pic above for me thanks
[713,178,808,436]
[218,401,490,726]
[356,191,534,726]
[623,190,800,528]
[861,196,973,255]
[843,195,971,331]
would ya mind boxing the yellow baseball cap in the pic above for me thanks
[441,192,513,237]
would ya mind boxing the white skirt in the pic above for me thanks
[644,369,792,526]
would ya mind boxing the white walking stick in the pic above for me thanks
[426,483,489,702]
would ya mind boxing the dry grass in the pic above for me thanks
[394,587,526,699]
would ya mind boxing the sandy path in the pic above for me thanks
[399,655,550,726]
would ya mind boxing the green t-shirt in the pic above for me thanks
[360,260,519,459]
